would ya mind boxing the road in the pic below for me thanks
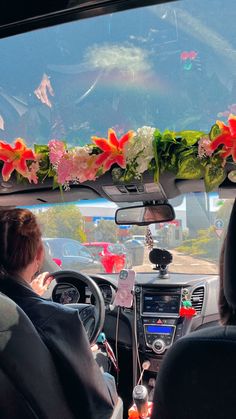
[135,248,218,275]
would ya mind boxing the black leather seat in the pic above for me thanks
[151,199,236,419]
[0,291,75,419]
[0,291,123,419]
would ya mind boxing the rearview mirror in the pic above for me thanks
[115,204,175,226]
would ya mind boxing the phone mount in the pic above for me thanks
[149,248,173,279]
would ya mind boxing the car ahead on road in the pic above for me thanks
[83,242,132,273]
[43,238,104,274]
[130,235,159,247]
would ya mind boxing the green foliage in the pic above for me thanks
[216,199,234,230]
[35,205,87,242]
[177,157,204,180]
[93,220,119,243]
[128,225,147,236]
[209,124,221,140]
[177,226,222,261]
[204,163,226,192]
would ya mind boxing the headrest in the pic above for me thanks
[151,326,236,419]
[224,198,236,308]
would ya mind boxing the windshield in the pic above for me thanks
[27,193,232,275]
[2,0,236,275]
[0,0,235,142]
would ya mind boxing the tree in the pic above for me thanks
[93,220,119,243]
[129,226,146,237]
[216,199,234,231]
[35,205,87,242]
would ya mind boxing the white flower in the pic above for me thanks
[124,126,155,175]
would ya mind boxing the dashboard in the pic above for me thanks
[51,271,220,373]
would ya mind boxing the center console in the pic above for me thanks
[135,286,185,370]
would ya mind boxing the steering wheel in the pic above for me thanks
[51,270,105,346]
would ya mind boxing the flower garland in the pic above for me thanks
[1,114,236,192]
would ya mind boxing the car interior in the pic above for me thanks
[0,0,236,418]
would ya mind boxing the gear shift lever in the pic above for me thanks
[132,385,149,418]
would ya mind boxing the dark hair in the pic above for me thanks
[0,208,42,275]
[218,236,236,325]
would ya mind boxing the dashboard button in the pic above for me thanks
[152,339,166,354]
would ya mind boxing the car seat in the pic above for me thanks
[0,291,123,419]
[151,199,236,419]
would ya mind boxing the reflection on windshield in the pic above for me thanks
[1,0,236,144]
[29,193,233,275]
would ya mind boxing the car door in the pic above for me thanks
[62,241,102,273]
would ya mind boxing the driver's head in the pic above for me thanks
[0,208,44,278]
[219,236,236,325]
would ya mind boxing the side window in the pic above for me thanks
[79,248,92,258]
[44,241,52,257]
[110,244,124,254]
[63,242,81,256]
[108,244,115,253]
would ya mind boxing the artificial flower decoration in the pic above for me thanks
[92,128,135,171]
[48,140,99,187]
[198,136,213,158]
[124,126,155,178]
[0,138,36,182]
[1,114,236,191]
[210,114,236,161]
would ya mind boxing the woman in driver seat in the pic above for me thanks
[0,208,117,419]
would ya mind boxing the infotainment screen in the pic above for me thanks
[143,294,180,314]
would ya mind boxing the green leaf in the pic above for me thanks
[153,136,160,182]
[96,167,104,177]
[209,124,221,141]
[52,177,60,190]
[175,130,205,146]
[204,164,226,192]
[161,130,176,144]
[153,129,162,142]
[177,157,204,179]
[34,144,49,154]
[178,148,196,161]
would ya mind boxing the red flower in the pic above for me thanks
[92,128,134,171]
[0,138,36,181]
[210,114,236,161]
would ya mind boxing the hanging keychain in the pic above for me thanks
[97,332,119,372]
[179,288,196,318]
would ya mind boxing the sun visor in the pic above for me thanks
[224,198,236,308]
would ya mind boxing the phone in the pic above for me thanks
[113,269,136,308]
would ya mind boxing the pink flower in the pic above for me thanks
[57,153,73,185]
[28,161,39,184]
[55,147,99,186]
[48,140,66,165]
[71,149,99,183]
[198,136,213,158]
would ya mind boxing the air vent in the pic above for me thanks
[191,287,205,314]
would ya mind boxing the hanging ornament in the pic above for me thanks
[145,226,154,250]
[179,288,196,318]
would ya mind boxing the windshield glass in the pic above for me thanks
[0,0,235,142]
[28,193,232,275]
[2,0,236,275]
